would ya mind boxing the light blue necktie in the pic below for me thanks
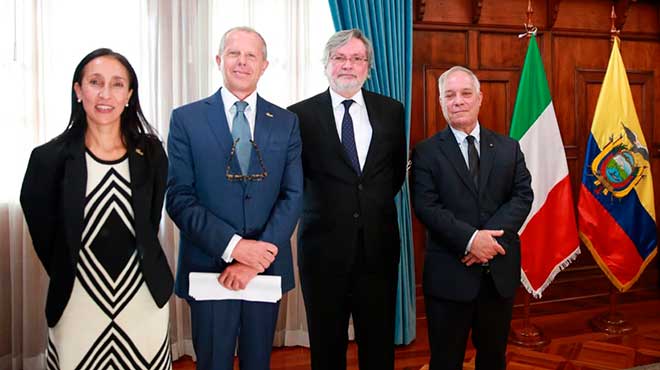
[231,101,251,175]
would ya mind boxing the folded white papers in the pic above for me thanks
[188,272,282,303]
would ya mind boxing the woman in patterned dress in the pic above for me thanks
[20,48,173,370]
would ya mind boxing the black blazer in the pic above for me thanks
[411,127,533,301]
[288,89,406,275]
[20,131,173,327]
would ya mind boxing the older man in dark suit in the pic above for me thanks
[412,66,533,370]
[288,29,406,370]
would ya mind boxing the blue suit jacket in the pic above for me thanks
[167,88,302,300]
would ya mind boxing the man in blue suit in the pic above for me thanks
[166,26,302,370]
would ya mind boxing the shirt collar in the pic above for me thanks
[449,123,481,145]
[221,87,258,114]
[329,88,365,110]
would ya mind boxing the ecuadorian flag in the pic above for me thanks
[577,37,657,292]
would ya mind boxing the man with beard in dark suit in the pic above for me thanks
[288,29,406,370]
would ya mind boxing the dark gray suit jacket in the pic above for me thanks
[412,126,533,301]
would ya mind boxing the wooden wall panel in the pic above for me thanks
[478,70,520,134]
[552,36,611,148]
[422,66,444,136]
[553,0,660,33]
[620,40,660,146]
[420,0,549,28]
[422,0,473,24]
[478,32,527,70]
[412,0,660,317]
[413,30,468,66]
[479,0,549,28]
[623,3,660,33]
[553,0,617,32]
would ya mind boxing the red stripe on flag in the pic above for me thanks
[578,184,643,286]
[521,176,578,290]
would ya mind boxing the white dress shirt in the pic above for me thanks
[221,87,257,140]
[449,123,481,168]
[449,123,481,254]
[220,87,259,263]
[329,88,373,171]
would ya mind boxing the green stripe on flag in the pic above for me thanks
[510,35,552,140]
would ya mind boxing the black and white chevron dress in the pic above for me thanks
[46,151,171,370]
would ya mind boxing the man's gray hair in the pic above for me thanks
[322,29,374,70]
[437,66,480,99]
[218,26,268,60]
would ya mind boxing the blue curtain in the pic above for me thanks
[328,0,415,345]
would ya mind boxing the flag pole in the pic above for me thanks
[591,286,635,334]
[589,7,634,335]
[510,293,550,347]
[509,0,550,347]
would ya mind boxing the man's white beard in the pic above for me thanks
[330,79,363,95]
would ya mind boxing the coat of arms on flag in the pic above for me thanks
[589,123,650,198]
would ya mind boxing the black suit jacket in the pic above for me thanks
[412,127,533,301]
[20,131,173,327]
[288,89,406,275]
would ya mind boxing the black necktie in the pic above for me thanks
[341,100,361,176]
[467,135,479,188]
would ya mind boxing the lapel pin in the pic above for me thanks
[136,148,144,156]
[266,112,274,118]
[489,143,494,148]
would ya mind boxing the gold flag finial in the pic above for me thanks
[610,6,620,42]
[519,0,537,38]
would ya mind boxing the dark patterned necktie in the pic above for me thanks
[341,100,361,176]
[467,135,479,188]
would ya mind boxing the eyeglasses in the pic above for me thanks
[225,138,268,181]
[329,55,369,65]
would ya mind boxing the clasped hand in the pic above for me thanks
[217,263,260,291]
[461,229,506,266]
[231,239,278,272]
[218,239,278,291]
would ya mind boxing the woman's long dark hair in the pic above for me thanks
[63,48,158,146]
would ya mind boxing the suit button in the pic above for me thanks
[358,184,363,191]
[245,195,252,200]
[353,212,360,218]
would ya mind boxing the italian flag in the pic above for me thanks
[510,35,580,298]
